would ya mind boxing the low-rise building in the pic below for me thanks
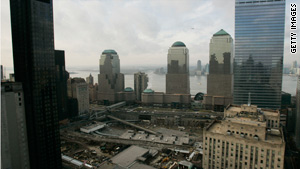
[141,89,190,108]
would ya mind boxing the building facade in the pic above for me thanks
[166,41,190,95]
[88,83,98,103]
[98,49,124,104]
[203,104,285,169]
[117,87,136,104]
[233,0,286,109]
[1,65,3,80]
[196,60,202,76]
[86,73,94,85]
[1,82,30,169]
[10,0,62,168]
[67,77,89,115]
[55,50,69,121]
[204,29,233,111]
[295,76,300,148]
[141,89,190,108]
[134,72,148,101]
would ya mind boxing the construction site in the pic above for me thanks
[60,102,223,169]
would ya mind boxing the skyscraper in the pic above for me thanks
[55,50,69,121]
[1,82,30,169]
[10,0,61,168]
[1,65,3,80]
[166,41,190,94]
[98,49,124,104]
[207,29,233,97]
[233,0,286,109]
[134,72,148,101]
[86,73,94,85]
[197,60,202,71]
[204,29,233,111]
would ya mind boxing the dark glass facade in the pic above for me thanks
[55,50,69,121]
[10,0,61,168]
[233,0,285,109]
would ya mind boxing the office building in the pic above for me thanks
[292,61,298,69]
[295,76,300,148]
[233,0,286,109]
[141,89,190,108]
[197,60,202,71]
[1,65,3,80]
[55,50,69,121]
[291,61,298,74]
[204,29,233,111]
[67,77,89,115]
[166,41,190,94]
[142,41,191,107]
[9,74,15,82]
[134,72,148,101]
[86,73,94,85]
[98,49,124,104]
[196,60,202,76]
[1,82,30,169]
[117,87,136,104]
[88,83,98,103]
[10,0,62,168]
[203,104,285,169]
[204,64,209,75]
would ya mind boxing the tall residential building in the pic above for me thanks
[204,29,233,111]
[10,0,61,168]
[134,72,148,101]
[203,104,285,169]
[166,41,190,94]
[1,82,30,169]
[67,77,89,115]
[86,73,94,85]
[98,49,124,104]
[55,50,69,121]
[233,0,286,109]
[295,76,300,148]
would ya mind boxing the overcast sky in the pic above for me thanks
[1,0,299,69]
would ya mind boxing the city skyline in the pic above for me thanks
[1,0,299,69]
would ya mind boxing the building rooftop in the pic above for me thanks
[111,145,149,168]
[171,41,186,47]
[102,49,117,54]
[143,89,154,93]
[213,29,229,36]
[206,120,283,144]
[124,87,134,92]
[71,77,86,83]
[225,104,279,117]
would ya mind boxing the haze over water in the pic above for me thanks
[67,68,298,96]
[4,66,298,95]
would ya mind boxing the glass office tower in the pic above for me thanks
[10,0,62,168]
[233,0,285,109]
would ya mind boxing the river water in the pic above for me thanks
[69,70,298,96]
